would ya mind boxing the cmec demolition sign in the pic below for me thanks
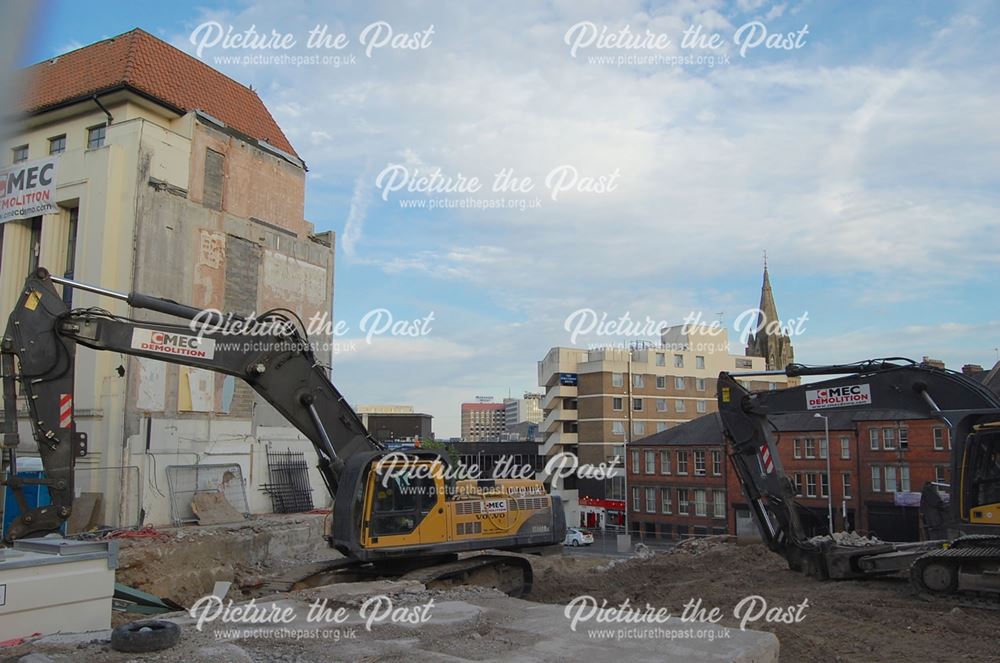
[1,157,59,223]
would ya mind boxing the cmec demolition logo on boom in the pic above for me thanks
[131,329,217,359]
[806,384,872,410]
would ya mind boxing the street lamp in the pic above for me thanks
[814,413,834,534]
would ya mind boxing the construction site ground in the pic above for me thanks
[2,516,995,662]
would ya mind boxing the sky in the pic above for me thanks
[15,0,1000,437]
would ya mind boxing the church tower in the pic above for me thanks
[746,255,795,370]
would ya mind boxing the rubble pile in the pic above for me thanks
[807,531,883,547]
[671,535,732,555]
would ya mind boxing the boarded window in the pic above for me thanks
[203,148,225,210]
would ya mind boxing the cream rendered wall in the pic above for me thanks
[4,96,334,529]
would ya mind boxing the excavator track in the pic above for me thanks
[263,553,534,598]
[401,554,534,598]
[910,536,1000,609]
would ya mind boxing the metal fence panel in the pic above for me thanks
[165,463,249,526]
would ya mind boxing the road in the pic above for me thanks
[561,529,676,557]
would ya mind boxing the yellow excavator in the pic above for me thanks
[1,268,565,596]
[717,359,1000,603]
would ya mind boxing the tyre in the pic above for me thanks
[571,539,580,547]
[111,620,181,653]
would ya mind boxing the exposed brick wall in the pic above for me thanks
[223,234,261,419]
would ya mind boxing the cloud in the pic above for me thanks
[164,1,1000,435]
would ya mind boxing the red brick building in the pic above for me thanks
[628,411,955,542]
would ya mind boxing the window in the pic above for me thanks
[677,489,690,515]
[885,466,897,492]
[840,436,851,460]
[820,437,828,459]
[842,473,852,499]
[12,144,28,163]
[900,465,910,492]
[805,438,816,458]
[646,487,657,513]
[736,358,753,369]
[696,378,706,391]
[656,353,665,366]
[87,124,106,149]
[633,398,643,411]
[711,450,722,476]
[806,474,817,497]
[677,451,689,475]
[696,400,707,413]
[612,397,623,411]
[793,474,803,496]
[633,373,644,388]
[674,354,684,368]
[675,400,686,413]
[662,488,673,514]
[696,355,705,369]
[933,428,947,450]
[613,421,625,436]
[694,451,706,475]
[644,450,655,474]
[633,421,646,436]
[870,428,880,450]
[713,490,725,518]
[820,473,829,498]
[674,376,685,389]
[899,428,908,449]
[871,466,881,492]
[656,422,667,433]
[632,487,641,511]
[883,428,896,450]
[934,465,947,484]
[631,449,640,472]
[660,450,671,474]
[694,489,707,517]
[62,207,79,305]
[793,438,802,459]
[656,376,666,389]
[656,398,667,412]
[612,372,624,388]
[27,217,42,273]
[48,135,66,155]
[769,382,778,391]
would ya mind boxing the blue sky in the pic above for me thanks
[20,1,1000,436]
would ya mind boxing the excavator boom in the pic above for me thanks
[717,358,1000,597]
[1,268,379,540]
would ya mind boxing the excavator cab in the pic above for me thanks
[962,422,1000,526]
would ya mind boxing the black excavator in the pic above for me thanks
[1,268,565,596]
[717,358,1000,602]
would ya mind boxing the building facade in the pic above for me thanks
[503,393,543,431]
[1,30,334,527]
[628,410,957,543]
[539,323,791,529]
[460,402,506,442]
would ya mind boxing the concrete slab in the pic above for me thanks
[8,580,779,662]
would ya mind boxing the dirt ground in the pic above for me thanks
[7,522,996,662]
[528,541,998,663]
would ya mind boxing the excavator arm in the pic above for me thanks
[1,268,379,540]
[717,358,1000,578]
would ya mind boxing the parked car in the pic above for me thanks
[563,527,594,546]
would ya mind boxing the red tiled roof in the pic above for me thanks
[20,28,298,158]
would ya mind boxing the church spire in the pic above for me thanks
[746,255,795,370]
